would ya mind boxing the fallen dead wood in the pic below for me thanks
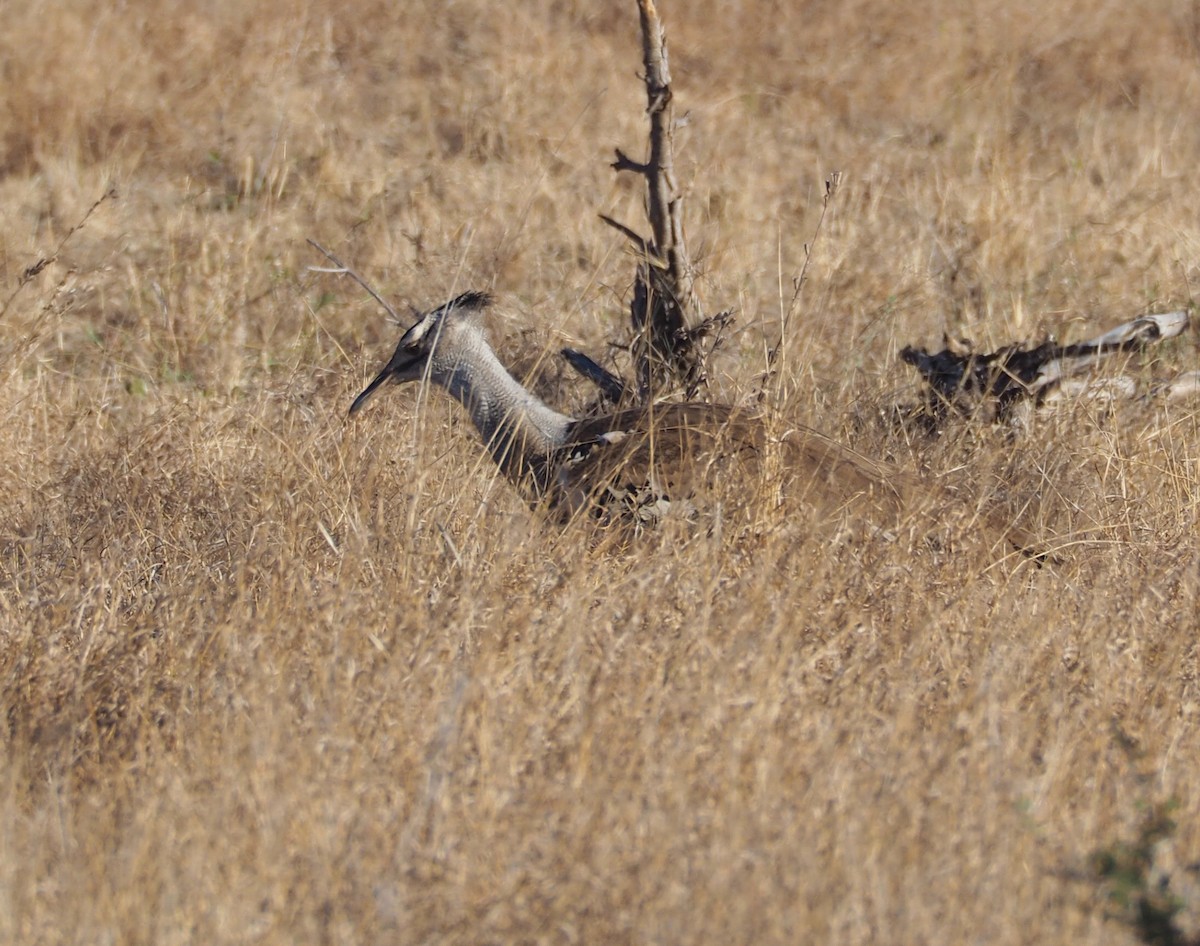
[900,310,1193,427]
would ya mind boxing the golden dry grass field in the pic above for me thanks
[2,0,1199,942]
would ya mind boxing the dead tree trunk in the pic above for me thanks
[605,0,703,400]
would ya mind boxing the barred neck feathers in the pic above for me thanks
[432,325,573,484]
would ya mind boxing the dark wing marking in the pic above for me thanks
[548,403,762,518]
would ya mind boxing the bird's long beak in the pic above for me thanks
[348,366,396,416]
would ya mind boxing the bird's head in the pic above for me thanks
[349,290,492,416]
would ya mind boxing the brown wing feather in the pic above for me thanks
[779,425,1041,554]
[775,425,910,518]
[546,402,1040,555]
[776,426,1041,553]
[549,403,910,523]
[550,403,761,517]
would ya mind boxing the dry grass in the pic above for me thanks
[1,0,1199,942]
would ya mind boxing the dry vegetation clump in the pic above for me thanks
[1,0,1198,943]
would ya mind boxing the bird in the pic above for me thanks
[349,291,1036,550]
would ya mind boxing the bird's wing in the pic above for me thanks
[549,402,1043,556]
[775,424,909,515]
[550,403,762,517]
[550,404,904,521]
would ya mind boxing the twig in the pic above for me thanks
[598,214,657,260]
[611,148,649,175]
[761,171,841,396]
[900,310,1194,426]
[306,238,402,323]
[1,185,118,320]
[634,0,690,306]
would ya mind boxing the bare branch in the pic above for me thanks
[1,185,118,320]
[306,239,402,324]
[1033,310,1189,390]
[635,0,694,315]
[598,214,659,263]
[611,148,649,175]
[760,171,841,398]
[602,0,703,400]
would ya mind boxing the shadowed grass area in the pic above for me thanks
[0,1,1198,942]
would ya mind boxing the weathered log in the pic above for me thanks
[900,310,1191,425]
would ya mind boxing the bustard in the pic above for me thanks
[350,291,1034,549]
